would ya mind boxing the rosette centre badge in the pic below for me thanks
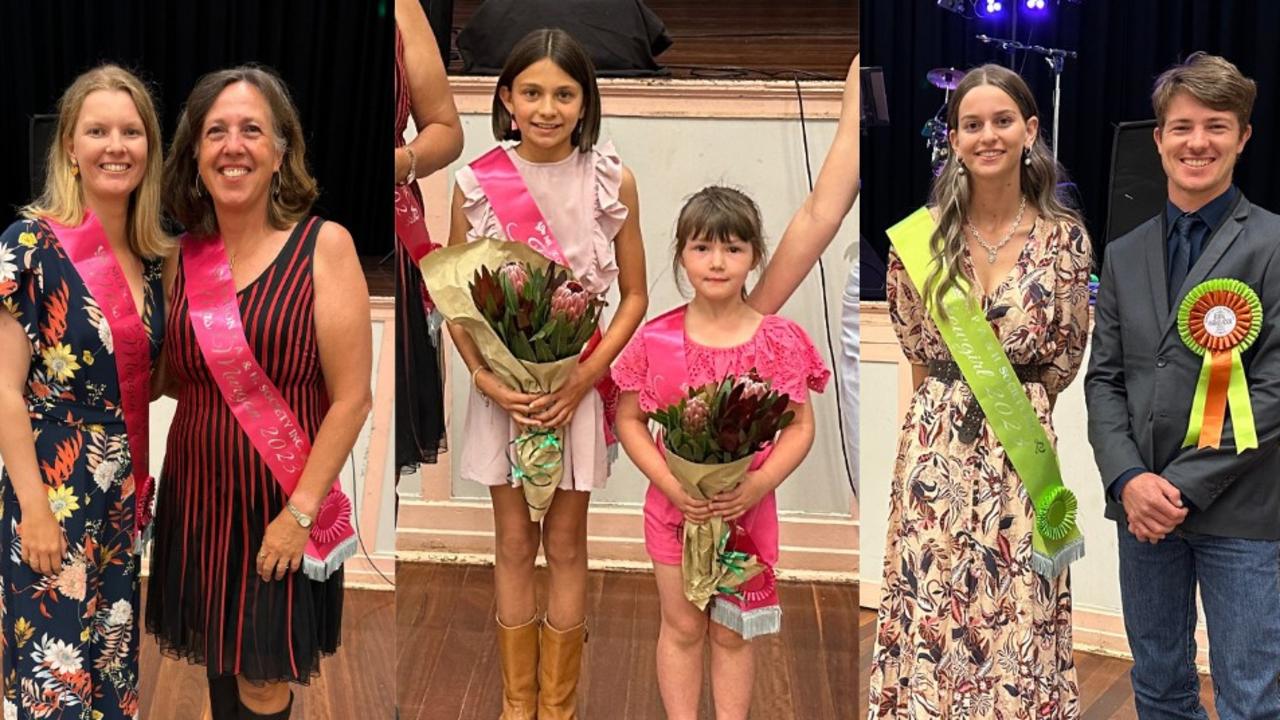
[1178,278,1261,452]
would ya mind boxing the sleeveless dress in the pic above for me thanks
[454,143,629,490]
[611,313,830,565]
[0,218,164,720]
[146,219,342,683]
[395,25,447,475]
[867,217,1090,720]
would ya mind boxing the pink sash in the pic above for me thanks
[469,146,619,444]
[394,184,439,264]
[47,211,154,543]
[643,305,769,471]
[181,219,355,581]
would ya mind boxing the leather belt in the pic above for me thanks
[926,359,1044,443]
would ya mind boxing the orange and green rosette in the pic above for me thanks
[1178,278,1261,452]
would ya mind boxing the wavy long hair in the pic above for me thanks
[924,64,1081,316]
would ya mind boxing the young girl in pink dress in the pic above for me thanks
[444,29,648,719]
[613,187,829,718]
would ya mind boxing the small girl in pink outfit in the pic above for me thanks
[613,186,829,719]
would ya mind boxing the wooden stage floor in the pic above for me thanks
[446,0,859,80]
[398,562,860,719]
[858,609,1219,720]
[139,587,394,719]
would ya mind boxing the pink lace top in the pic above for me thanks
[455,141,628,295]
[613,313,831,411]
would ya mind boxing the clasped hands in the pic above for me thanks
[1121,472,1189,544]
[670,472,769,525]
[477,366,596,430]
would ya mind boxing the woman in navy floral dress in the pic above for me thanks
[0,66,170,720]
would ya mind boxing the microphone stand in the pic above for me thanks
[975,34,1077,160]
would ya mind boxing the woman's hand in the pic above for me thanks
[18,505,67,576]
[660,476,714,525]
[475,368,544,428]
[257,511,310,582]
[530,365,597,430]
[709,472,770,522]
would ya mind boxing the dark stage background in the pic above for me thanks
[862,0,1280,287]
[0,0,392,258]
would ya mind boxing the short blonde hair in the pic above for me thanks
[23,64,171,259]
[164,65,318,237]
[1153,52,1256,131]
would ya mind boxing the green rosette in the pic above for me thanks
[1176,278,1261,452]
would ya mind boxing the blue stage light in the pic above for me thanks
[986,0,1003,13]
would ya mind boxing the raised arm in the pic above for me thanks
[748,54,859,314]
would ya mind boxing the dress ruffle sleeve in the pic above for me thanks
[757,316,831,402]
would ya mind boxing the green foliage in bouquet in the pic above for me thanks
[648,373,795,464]
[470,258,605,363]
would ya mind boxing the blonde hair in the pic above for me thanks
[164,65,318,236]
[1152,52,1256,131]
[22,64,171,259]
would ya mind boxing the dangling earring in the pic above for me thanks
[1023,146,1032,166]
[271,171,281,199]
[957,158,967,176]
[70,158,79,178]
[194,174,204,198]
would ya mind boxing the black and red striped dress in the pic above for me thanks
[146,218,343,683]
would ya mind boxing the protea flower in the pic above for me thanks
[499,261,529,295]
[738,376,770,401]
[682,396,710,434]
[550,281,590,322]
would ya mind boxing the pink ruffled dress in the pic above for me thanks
[612,313,831,565]
[455,142,629,491]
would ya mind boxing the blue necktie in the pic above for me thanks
[1168,214,1200,306]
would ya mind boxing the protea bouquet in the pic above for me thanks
[647,373,794,628]
[421,238,605,521]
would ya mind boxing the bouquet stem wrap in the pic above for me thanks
[422,238,582,521]
[665,450,764,610]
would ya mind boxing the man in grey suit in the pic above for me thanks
[1086,53,1280,720]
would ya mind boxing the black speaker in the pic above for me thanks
[1104,120,1165,245]
[29,115,58,197]
[455,0,672,77]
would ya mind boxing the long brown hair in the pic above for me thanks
[924,64,1081,316]
[23,64,171,258]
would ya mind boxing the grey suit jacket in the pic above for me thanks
[1086,194,1280,539]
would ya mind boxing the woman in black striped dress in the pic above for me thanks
[147,66,372,719]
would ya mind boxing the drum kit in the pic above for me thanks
[921,67,965,176]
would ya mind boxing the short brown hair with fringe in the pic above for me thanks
[164,65,318,236]
[1152,52,1256,132]
[672,186,768,297]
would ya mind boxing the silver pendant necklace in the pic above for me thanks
[966,196,1026,264]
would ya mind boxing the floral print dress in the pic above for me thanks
[0,218,163,720]
[867,216,1091,720]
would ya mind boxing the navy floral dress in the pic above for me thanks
[0,217,164,720]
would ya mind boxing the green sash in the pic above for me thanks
[888,207,1084,579]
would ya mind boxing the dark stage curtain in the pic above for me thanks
[862,0,1280,271]
[0,0,392,257]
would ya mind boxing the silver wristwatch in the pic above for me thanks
[286,502,314,529]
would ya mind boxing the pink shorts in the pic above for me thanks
[643,483,780,566]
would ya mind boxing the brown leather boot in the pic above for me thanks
[497,615,540,719]
[537,619,587,720]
